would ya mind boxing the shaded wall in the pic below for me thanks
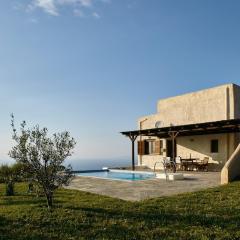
[177,133,235,169]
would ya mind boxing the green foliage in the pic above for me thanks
[9,114,76,208]
[0,162,25,195]
[0,164,12,183]
[11,162,27,181]
[1,182,240,239]
[0,162,27,183]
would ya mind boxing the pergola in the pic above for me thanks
[121,119,240,171]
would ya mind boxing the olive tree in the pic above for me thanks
[0,164,14,195]
[0,163,24,196]
[9,115,76,208]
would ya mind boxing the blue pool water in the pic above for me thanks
[76,171,155,181]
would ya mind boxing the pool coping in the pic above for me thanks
[74,169,156,182]
[67,172,221,201]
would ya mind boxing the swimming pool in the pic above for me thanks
[75,170,155,181]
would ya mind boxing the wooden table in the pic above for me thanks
[180,158,200,171]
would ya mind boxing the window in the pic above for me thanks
[148,141,156,155]
[137,140,164,155]
[211,139,219,153]
[141,140,156,155]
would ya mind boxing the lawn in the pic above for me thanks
[1,182,240,240]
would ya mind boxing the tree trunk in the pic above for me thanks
[6,181,14,196]
[46,193,53,209]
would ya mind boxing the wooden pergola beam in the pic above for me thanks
[121,119,240,139]
[121,119,240,172]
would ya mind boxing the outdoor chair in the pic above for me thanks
[198,157,209,171]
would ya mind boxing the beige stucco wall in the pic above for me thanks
[156,84,236,126]
[137,83,240,169]
[138,84,240,128]
[139,154,165,169]
[177,133,235,168]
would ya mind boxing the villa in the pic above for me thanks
[70,83,240,201]
[121,83,240,184]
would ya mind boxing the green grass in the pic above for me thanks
[1,182,240,240]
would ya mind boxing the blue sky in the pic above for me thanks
[1,0,240,165]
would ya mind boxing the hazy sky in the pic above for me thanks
[1,0,240,164]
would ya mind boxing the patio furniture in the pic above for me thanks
[197,157,209,171]
[181,158,199,171]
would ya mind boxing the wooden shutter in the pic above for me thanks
[155,140,162,155]
[138,141,145,155]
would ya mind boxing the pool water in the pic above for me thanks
[76,170,155,181]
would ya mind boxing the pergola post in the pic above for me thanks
[128,134,138,171]
[168,131,179,173]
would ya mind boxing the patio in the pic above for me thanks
[66,171,220,201]
[121,119,240,171]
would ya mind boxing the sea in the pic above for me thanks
[65,158,131,171]
[0,158,131,171]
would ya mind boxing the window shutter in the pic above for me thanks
[155,140,161,155]
[137,141,145,155]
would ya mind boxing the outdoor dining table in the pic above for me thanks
[180,158,200,171]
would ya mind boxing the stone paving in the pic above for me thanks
[66,172,221,201]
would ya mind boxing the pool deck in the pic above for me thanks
[66,171,221,201]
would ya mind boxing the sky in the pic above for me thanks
[1,0,240,166]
